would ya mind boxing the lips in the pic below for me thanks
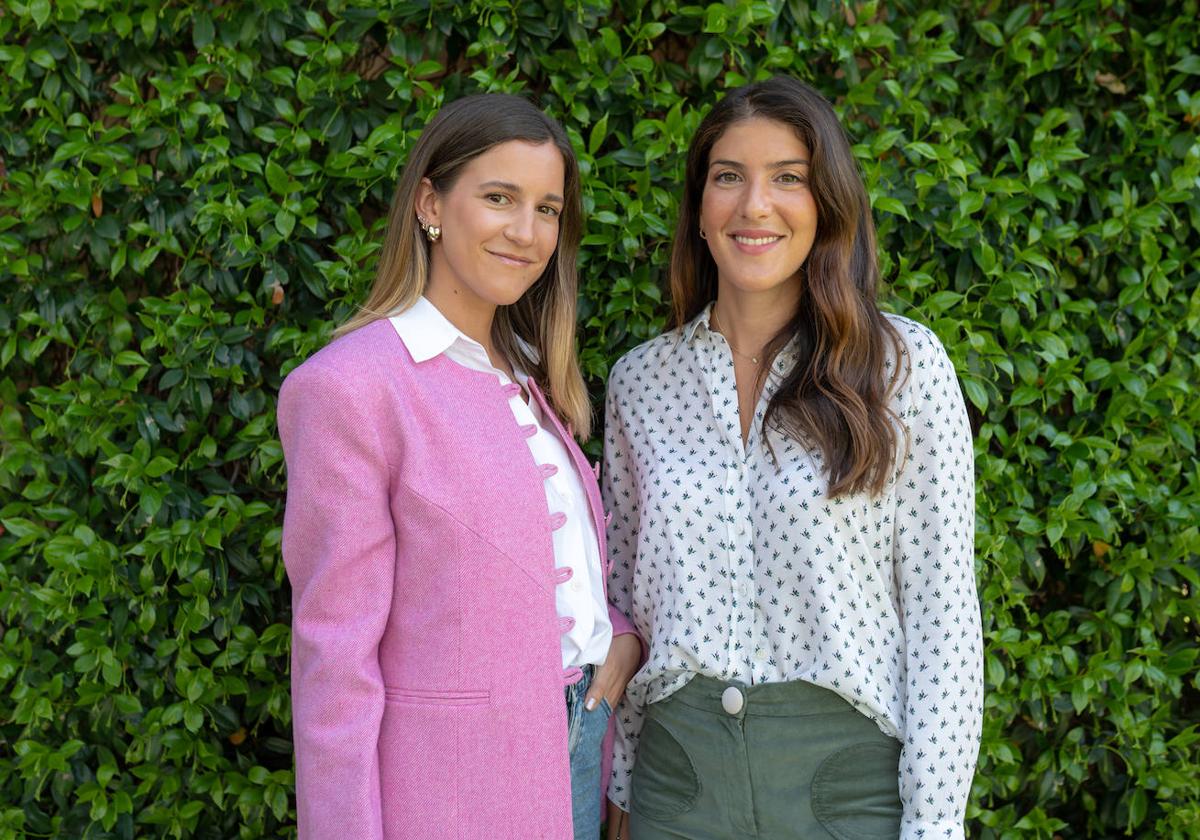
[487,249,534,266]
[730,230,784,246]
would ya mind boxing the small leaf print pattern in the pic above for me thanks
[602,304,982,840]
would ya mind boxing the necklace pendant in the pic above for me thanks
[751,356,759,364]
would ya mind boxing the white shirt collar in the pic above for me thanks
[388,296,540,389]
[681,301,716,342]
[388,296,484,364]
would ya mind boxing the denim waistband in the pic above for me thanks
[564,663,595,702]
[667,674,859,719]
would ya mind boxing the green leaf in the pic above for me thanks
[275,209,296,238]
[144,456,176,478]
[589,113,609,156]
[961,377,988,410]
[30,0,51,28]
[193,14,214,50]
[873,196,909,219]
[1170,55,1200,74]
[265,161,290,194]
[973,20,1003,47]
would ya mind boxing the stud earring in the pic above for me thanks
[699,227,707,240]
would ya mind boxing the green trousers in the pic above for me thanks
[629,676,902,840]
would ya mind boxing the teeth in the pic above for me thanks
[734,235,781,246]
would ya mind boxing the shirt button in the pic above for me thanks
[754,649,768,662]
[571,580,583,592]
[739,583,751,598]
[721,686,744,715]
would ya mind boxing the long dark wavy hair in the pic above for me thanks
[670,76,905,497]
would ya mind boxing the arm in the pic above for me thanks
[278,363,395,840]
[599,370,648,812]
[893,333,984,840]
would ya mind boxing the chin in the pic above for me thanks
[483,284,536,307]
[724,273,798,295]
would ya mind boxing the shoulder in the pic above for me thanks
[606,329,687,398]
[882,312,962,417]
[882,311,957,379]
[280,319,404,404]
[883,312,948,364]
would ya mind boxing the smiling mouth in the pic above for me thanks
[732,235,783,246]
[487,250,533,265]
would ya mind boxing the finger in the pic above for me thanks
[584,678,614,710]
[586,664,616,711]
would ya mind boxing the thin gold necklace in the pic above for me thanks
[710,307,766,365]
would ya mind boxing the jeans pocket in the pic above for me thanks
[811,740,902,840]
[631,717,701,821]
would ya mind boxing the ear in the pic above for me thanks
[414,177,441,227]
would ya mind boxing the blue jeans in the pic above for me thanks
[566,664,612,840]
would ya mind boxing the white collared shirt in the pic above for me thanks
[602,303,982,838]
[389,296,612,668]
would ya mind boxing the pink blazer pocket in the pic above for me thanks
[383,687,491,706]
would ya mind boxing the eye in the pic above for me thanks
[714,170,741,184]
[485,193,512,205]
[538,204,561,217]
[776,172,807,185]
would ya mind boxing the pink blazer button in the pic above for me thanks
[519,424,538,439]
[539,463,559,479]
[549,512,568,530]
[552,566,573,584]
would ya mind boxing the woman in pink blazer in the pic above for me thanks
[277,94,643,840]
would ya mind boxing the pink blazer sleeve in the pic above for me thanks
[278,363,395,840]
[607,605,636,639]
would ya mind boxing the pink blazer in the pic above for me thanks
[277,319,638,840]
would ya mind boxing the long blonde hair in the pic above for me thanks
[337,94,592,439]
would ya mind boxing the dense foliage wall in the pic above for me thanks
[1,0,1198,837]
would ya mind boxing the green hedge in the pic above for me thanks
[2,0,1198,837]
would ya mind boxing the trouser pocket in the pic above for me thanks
[810,739,903,840]
[630,714,701,821]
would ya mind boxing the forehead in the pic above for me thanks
[457,140,565,193]
[709,117,809,163]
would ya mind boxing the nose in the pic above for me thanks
[739,176,771,219]
[504,207,536,246]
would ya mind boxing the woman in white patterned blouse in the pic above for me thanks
[602,76,983,840]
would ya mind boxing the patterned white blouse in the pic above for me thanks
[602,304,982,839]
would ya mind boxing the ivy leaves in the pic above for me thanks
[0,1,1198,838]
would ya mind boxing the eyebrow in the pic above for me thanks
[479,180,564,204]
[709,158,810,169]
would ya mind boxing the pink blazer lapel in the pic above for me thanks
[526,379,610,571]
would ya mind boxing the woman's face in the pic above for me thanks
[699,117,819,296]
[418,140,565,310]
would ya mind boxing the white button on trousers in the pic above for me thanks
[721,685,744,715]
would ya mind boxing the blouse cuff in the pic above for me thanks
[900,817,966,840]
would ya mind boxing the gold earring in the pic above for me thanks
[418,217,441,242]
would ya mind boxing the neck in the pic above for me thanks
[424,276,499,358]
[710,280,800,357]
